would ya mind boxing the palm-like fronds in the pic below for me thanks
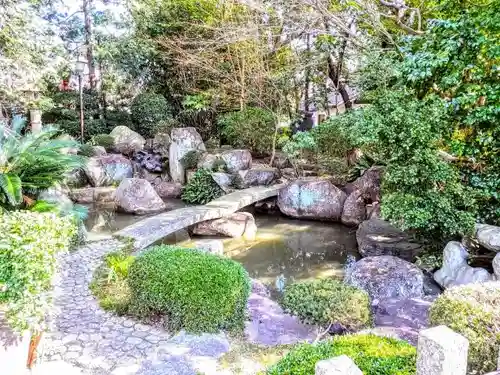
[0,116,84,209]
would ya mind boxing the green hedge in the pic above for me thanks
[0,211,75,331]
[219,107,276,155]
[281,279,371,330]
[429,282,500,374]
[128,246,251,333]
[267,334,416,375]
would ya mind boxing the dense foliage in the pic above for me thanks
[181,168,224,204]
[89,134,115,150]
[219,107,276,155]
[130,92,173,138]
[267,334,416,375]
[0,117,83,211]
[401,4,500,225]
[281,279,371,330]
[429,282,500,374]
[128,246,251,333]
[0,211,75,332]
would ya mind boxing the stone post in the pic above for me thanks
[417,325,469,375]
[30,108,42,133]
[315,355,362,375]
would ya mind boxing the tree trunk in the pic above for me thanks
[83,0,96,90]
[327,55,352,111]
[304,33,311,112]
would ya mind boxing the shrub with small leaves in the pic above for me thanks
[180,150,202,170]
[78,143,97,157]
[89,134,115,150]
[181,168,224,204]
[131,92,174,138]
[267,334,416,375]
[281,279,371,330]
[0,211,75,332]
[429,282,500,374]
[128,245,251,333]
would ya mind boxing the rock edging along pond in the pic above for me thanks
[114,184,284,250]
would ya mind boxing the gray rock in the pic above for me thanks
[69,187,116,204]
[194,239,224,256]
[211,172,233,193]
[356,218,423,262]
[197,153,220,170]
[69,187,95,203]
[85,154,133,187]
[352,166,384,201]
[270,152,291,169]
[341,190,366,227]
[110,126,146,155]
[221,149,252,173]
[315,355,362,375]
[417,325,469,375]
[169,127,206,184]
[475,223,500,252]
[154,182,183,199]
[346,255,424,301]
[114,178,166,215]
[134,168,165,186]
[39,185,73,212]
[193,212,257,239]
[152,132,171,156]
[494,253,500,280]
[92,146,107,156]
[65,168,88,188]
[277,178,347,221]
[434,241,493,288]
[236,167,279,188]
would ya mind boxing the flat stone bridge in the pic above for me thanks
[114,184,284,250]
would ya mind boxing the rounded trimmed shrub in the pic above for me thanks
[281,279,371,330]
[89,134,115,150]
[131,92,173,138]
[219,107,276,155]
[128,246,251,333]
[267,334,416,375]
[429,281,500,374]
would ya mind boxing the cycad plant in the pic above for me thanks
[0,116,83,210]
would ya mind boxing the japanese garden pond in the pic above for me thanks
[84,206,358,292]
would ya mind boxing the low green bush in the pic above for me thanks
[267,334,416,375]
[180,150,202,170]
[429,282,500,374]
[78,143,97,157]
[281,279,371,330]
[89,134,115,149]
[0,211,75,331]
[128,246,251,333]
[181,168,224,204]
[131,92,174,138]
[219,107,276,155]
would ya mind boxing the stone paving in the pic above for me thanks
[42,238,315,375]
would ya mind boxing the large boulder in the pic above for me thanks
[154,181,183,199]
[341,190,366,226]
[475,224,500,252]
[277,179,347,221]
[169,127,206,184]
[356,218,423,262]
[197,153,221,170]
[221,149,252,173]
[494,253,500,280]
[192,212,257,239]
[64,168,88,188]
[345,255,424,301]
[110,126,146,155]
[84,154,133,187]
[211,172,233,193]
[352,166,384,201]
[236,167,279,188]
[434,241,493,288]
[152,132,171,156]
[114,178,166,214]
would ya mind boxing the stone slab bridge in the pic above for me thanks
[114,184,285,250]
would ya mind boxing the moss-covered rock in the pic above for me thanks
[429,281,500,374]
[281,279,372,331]
[267,334,416,375]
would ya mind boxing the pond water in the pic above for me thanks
[84,207,358,291]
